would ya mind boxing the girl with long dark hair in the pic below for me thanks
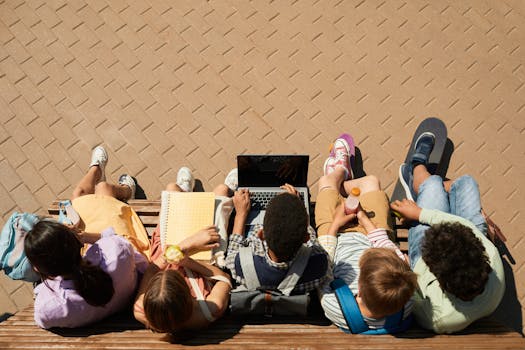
[25,220,141,328]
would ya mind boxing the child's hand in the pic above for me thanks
[233,189,250,217]
[65,221,82,238]
[332,202,357,230]
[179,225,220,255]
[390,199,422,222]
[280,183,299,197]
[356,209,377,233]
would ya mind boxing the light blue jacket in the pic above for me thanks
[0,212,40,282]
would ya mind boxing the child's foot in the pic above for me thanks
[329,133,355,160]
[399,164,416,201]
[411,132,435,166]
[332,138,352,180]
[224,168,238,192]
[89,145,108,182]
[398,132,435,202]
[118,174,136,200]
[176,167,194,192]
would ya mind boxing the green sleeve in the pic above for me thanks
[419,209,479,233]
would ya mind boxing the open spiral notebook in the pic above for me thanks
[159,191,215,260]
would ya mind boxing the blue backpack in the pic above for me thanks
[330,278,412,334]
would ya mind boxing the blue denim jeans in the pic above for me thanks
[408,175,487,268]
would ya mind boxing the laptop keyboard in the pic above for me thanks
[249,191,305,210]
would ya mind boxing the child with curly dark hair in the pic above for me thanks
[391,132,504,334]
[421,222,492,301]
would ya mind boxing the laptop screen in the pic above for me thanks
[237,155,309,187]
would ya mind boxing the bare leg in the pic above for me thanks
[317,167,346,194]
[213,184,231,197]
[413,164,431,195]
[94,181,132,201]
[342,175,380,196]
[165,183,183,192]
[71,166,102,199]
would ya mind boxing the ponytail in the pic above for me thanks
[25,220,114,306]
[72,259,114,306]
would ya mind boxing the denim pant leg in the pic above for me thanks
[448,175,488,236]
[408,175,450,268]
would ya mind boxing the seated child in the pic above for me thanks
[391,132,504,333]
[25,221,143,328]
[23,145,150,328]
[69,145,150,258]
[133,169,234,333]
[316,135,417,333]
[225,179,328,294]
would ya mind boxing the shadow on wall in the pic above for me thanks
[492,253,523,335]
[0,313,13,323]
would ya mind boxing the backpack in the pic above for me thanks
[230,245,312,317]
[330,278,412,334]
[0,212,40,282]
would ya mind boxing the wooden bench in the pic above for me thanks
[0,199,522,349]
[1,306,523,349]
[48,199,162,237]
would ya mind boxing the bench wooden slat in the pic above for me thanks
[0,306,523,349]
[49,201,161,216]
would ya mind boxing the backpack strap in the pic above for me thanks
[330,278,411,334]
[184,267,215,322]
[360,307,408,335]
[238,246,261,290]
[330,278,369,333]
[277,245,312,296]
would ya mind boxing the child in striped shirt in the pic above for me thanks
[315,135,417,333]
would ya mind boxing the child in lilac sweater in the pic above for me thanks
[26,221,146,328]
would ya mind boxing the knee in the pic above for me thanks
[94,181,113,195]
[71,187,85,199]
[361,175,380,192]
[454,175,478,188]
[213,184,230,197]
[421,175,443,188]
[363,175,380,188]
[450,175,479,195]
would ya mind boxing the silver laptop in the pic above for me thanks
[237,155,310,226]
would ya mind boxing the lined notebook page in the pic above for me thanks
[160,191,215,260]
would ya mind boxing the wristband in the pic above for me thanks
[163,245,185,264]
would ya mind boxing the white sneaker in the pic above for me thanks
[118,174,136,200]
[89,146,108,182]
[176,167,194,192]
[224,168,238,192]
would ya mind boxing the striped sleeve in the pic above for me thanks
[367,228,406,261]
